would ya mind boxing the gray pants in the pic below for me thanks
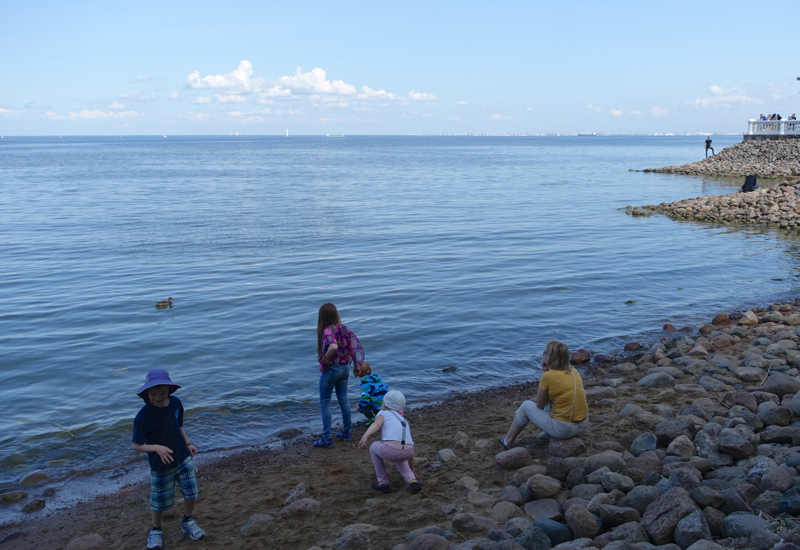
[514,400,589,439]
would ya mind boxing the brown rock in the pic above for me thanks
[664,324,676,331]
[564,504,601,538]
[624,342,641,351]
[739,311,759,326]
[495,447,533,470]
[571,349,591,364]
[0,491,27,504]
[22,499,45,513]
[549,437,586,458]
[641,487,698,545]
[492,501,524,523]
[19,471,49,487]
[712,313,730,325]
[527,474,562,499]
[279,498,322,516]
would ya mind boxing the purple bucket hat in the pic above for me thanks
[137,369,181,402]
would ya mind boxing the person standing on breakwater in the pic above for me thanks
[501,340,589,447]
[705,136,714,158]
[131,369,206,549]
[314,303,365,447]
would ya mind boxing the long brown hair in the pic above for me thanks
[545,340,571,372]
[317,303,341,361]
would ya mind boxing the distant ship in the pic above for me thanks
[578,133,596,136]
[326,134,345,138]
[286,129,289,137]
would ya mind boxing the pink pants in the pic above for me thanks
[369,441,416,485]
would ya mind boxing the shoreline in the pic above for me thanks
[5,295,800,548]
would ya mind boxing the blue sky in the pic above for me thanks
[1,0,798,135]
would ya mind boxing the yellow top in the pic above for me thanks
[539,368,588,422]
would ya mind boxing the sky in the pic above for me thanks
[1,0,798,135]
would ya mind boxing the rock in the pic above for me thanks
[437,449,458,462]
[600,473,635,493]
[752,490,782,516]
[697,376,729,392]
[758,406,793,426]
[22,499,45,513]
[610,363,638,374]
[494,501,525,524]
[638,373,676,388]
[718,488,751,515]
[721,513,781,550]
[586,493,616,515]
[455,477,481,494]
[407,526,444,542]
[664,324,676,331]
[739,311,759,326]
[792,392,800,416]
[598,505,640,527]
[514,525,552,550]
[712,313,730,325]
[406,534,451,550]
[284,483,307,505]
[0,491,27,504]
[523,499,562,522]
[279,498,322,516]
[452,513,498,533]
[718,434,755,459]
[782,486,800,514]
[673,384,706,394]
[564,505,601,539]
[593,441,625,453]
[546,458,584,481]
[685,542,724,550]
[759,466,794,493]
[640,488,697,546]
[65,534,106,550]
[655,419,698,447]
[500,486,525,507]
[565,468,587,489]
[626,485,662,515]
[240,514,275,534]
[673,510,711,550]
[619,404,644,417]
[330,531,371,549]
[702,507,725,537]
[528,475,562,500]
[584,452,625,473]
[468,491,499,509]
[549,438,586,458]
[570,485,603,501]
[759,426,794,444]
[19,471,48,487]
[585,387,617,399]
[531,518,573,546]
[688,487,723,509]
[630,433,657,457]
[606,521,650,544]
[666,435,695,459]
[503,517,533,538]
[571,349,591,364]
[667,469,701,492]
[496,448,534,470]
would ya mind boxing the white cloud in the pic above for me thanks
[119,92,158,102]
[0,107,18,116]
[768,82,795,100]
[356,86,400,100]
[630,110,642,116]
[275,109,301,115]
[192,96,212,104]
[168,91,180,100]
[610,109,623,117]
[23,100,34,109]
[130,76,155,83]
[456,101,468,105]
[274,67,357,95]
[109,101,125,110]
[227,108,272,123]
[650,105,668,118]
[490,113,515,121]
[448,116,460,121]
[179,111,211,122]
[46,109,139,121]
[587,105,604,113]
[526,107,532,111]
[409,90,437,102]
[187,60,262,91]
[689,85,761,108]
[215,94,247,103]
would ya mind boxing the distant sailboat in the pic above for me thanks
[286,129,289,137]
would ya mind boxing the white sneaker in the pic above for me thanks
[147,528,163,549]
[180,518,206,540]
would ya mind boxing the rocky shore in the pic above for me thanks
[9,301,800,549]
[641,139,800,178]
[627,178,800,227]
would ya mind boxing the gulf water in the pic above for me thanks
[1,135,798,500]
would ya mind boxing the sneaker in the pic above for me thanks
[180,518,206,541]
[409,480,423,492]
[147,528,164,549]
[536,432,552,441]
[371,482,391,493]
[335,431,353,440]
[365,417,375,426]
[313,438,334,447]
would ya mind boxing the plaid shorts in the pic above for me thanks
[149,456,198,512]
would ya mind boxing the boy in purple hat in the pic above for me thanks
[132,369,205,549]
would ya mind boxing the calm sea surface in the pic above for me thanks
[1,135,798,498]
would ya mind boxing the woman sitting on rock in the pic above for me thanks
[502,340,589,447]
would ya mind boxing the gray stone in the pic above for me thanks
[721,513,781,550]
[792,392,800,416]
[452,513,498,533]
[438,449,459,463]
[688,487,723,509]
[718,488,751,515]
[406,526,445,542]
[600,472,635,493]
[284,483,307,505]
[240,513,275,534]
[528,475,562,500]
[512,466,549,486]
[666,436,695,459]
[494,502,525,524]
[549,438,587,459]
[630,433,657,457]
[598,505,640,527]
[692,425,721,458]
[606,521,650,544]
[638,372,676,388]
[586,467,610,485]
[406,534,451,550]
[718,434,755,459]
[583,452,626,473]
[759,426,794,444]
[765,372,800,398]
[685,542,725,550]
[702,507,724,537]
[641,488,698,546]
[619,404,644,417]
[698,376,728,392]
[752,490,782,516]
[504,517,533,538]
[673,510,711,550]
[546,458,585,482]
[758,406,793,427]
[570,484,604,501]
[496,448,534,470]
[566,468,588,489]
[65,535,106,550]
[782,486,800,514]
[603,542,636,550]
[668,469,701,492]
[531,518,573,546]
[586,493,616,516]
[656,419,698,447]
[514,526,553,550]
[759,466,794,493]
[626,485,662,515]
[523,499,562,522]
[500,486,525,507]
[564,505,601,539]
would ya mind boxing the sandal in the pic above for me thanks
[371,483,391,493]
[313,438,334,447]
[335,431,353,440]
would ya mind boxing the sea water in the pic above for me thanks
[1,135,797,496]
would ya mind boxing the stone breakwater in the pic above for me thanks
[627,179,800,228]
[641,139,800,177]
[377,299,800,550]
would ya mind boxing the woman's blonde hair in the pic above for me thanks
[545,340,571,372]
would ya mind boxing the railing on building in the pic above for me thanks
[747,119,800,136]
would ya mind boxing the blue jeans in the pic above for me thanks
[319,363,352,440]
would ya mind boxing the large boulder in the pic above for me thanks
[583,451,625,473]
[640,487,698,545]
[598,505,640,527]
[765,373,800,398]
[626,485,663,515]
[606,521,650,544]
[673,510,711,550]
[564,504,601,538]
[549,437,586,458]
[721,513,781,550]
[630,433,657,457]
[522,499,562,522]
[656,418,698,447]
[496,448,534,470]
[527,475,561,500]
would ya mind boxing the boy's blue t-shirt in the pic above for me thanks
[132,395,189,472]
